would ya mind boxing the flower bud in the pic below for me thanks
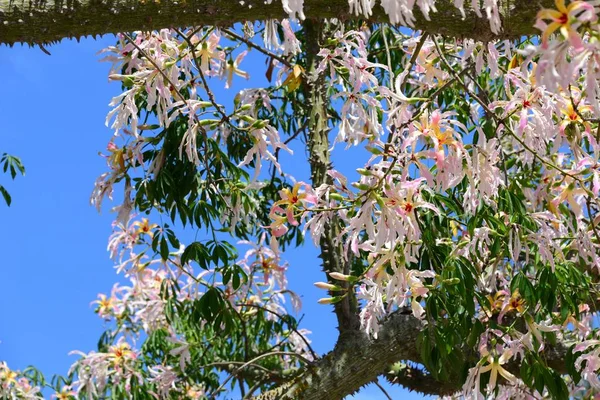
[328,272,356,282]
[366,146,383,155]
[317,297,343,304]
[443,278,461,286]
[199,119,220,126]
[351,182,371,191]
[314,282,339,290]
[329,192,344,202]
[375,194,386,210]
[239,115,255,124]
[250,119,269,129]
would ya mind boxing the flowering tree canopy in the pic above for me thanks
[4,0,600,399]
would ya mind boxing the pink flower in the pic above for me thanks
[536,0,595,51]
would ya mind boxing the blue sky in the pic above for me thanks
[0,34,426,399]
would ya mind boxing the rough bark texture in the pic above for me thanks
[255,307,569,399]
[384,362,460,396]
[304,19,360,336]
[1,0,552,46]
[256,310,423,400]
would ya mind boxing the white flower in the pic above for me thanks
[281,0,305,20]
[167,337,192,371]
[349,0,376,17]
[148,365,178,397]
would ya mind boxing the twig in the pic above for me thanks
[174,27,230,123]
[201,360,275,375]
[374,378,393,400]
[586,198,600,246]
[244,378,269,399]
[380,25,394,89]
[237,302,318,361]
[223,28,292,68]
[399,32,429,91]
[209,351,311,399]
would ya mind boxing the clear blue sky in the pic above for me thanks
[0,34,427,399]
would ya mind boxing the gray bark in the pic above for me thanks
[256,308,569,399]
[256,311,424,400]
[1,0,552,46]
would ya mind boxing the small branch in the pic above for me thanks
[384,362,459,396]
[373,378,393,400]
[237,303,318,361]
[201,360,276,376]
[399,32,429,91]
[223,28,292,68]
[211,351,310,399]
[174,27,230,123]
[380,25,394,89]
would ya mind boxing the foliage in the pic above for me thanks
[0,152,25,206]
[3,0,600,399]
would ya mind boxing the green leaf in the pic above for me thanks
[223,269,232,286]
[520,358,533,388]
[166,229,180,249]
[181,242,210,269]
[566,345,582,383]
[541,366,558,399]
[160,236,169,261]
[232,270,241,290]
[511,273,536,307]
[0,185,11,206]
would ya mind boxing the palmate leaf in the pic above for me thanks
[0,153,25,206]
[1,153,25,179]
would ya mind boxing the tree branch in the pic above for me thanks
[0,0,552,46]
[384,361,459,396]
[254,308,570,399]
[304,18,360,335]
[255,310,423,400]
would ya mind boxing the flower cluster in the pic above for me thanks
[0,362,42,400]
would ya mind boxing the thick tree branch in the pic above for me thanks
[254,308,571,399]
[1,0,552,46]
[384,361,459,396]
[255,310,423,400]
